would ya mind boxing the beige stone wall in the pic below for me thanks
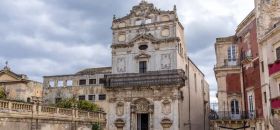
[0,72,43,102]
[179,59,209,130]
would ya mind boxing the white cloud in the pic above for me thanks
[0,0,255,104]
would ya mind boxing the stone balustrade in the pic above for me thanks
[0,100,106,123]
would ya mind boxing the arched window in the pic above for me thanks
[231,99,239,114]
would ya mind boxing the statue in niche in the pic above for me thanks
[117,58,126,72]
[161,54,171,69]
[116,102,124,116]
[162,100,171,115]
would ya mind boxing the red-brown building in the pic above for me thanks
[213,10,265,130]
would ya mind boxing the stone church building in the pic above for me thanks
[43,1,210,130]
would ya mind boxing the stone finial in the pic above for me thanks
[113,14,116,20]
[173,5,177,11]
[3,61,10,70]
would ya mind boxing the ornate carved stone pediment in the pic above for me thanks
[113,1,176,23]
[131,98,153,113]
[128,34,157,45]
[135,53,151,59]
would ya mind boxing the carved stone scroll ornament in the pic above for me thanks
[162,100,171,115]
[114,118,125,130]
[161,118,173,129]
[116,102,124,116]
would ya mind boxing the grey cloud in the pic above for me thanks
[0,0,254,102]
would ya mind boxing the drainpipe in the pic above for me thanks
[187,60,191,130]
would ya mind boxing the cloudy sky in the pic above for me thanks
[0,0,254,102]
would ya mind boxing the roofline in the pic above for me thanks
[44,66,112,78]
[236,9,256,32]
[188,57,205,77]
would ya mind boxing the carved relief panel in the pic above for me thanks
[116,102,124,116]
[117,58,126,72]
[161,100,171,115]
[131,98,153,113]
[161,54,171,69]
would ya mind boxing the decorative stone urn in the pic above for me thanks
[114,118,125,130]
[161,118,173,130]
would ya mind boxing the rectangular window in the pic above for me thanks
[99,94,106,100]
[79,95,85,100]
[66,80,73,86]
[55,98,62,103]
[279,84,280,93]
[49,81,55,87]
[88,95,95,101]
[249,95,254,112]
[139,61,147,73]
[58,81,64,87]
[276,47,280,60]
[264,92,267,103]
[79,79,86,85]
[261,61,264,72]
[99,78,105,84]
[89,79,96,84]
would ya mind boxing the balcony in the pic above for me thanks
[271,97,280,109]
[104,69,186,88]
[241,50,253,64]
[209,111,256,121]
[269,60,280,76]
[215,59,240,69]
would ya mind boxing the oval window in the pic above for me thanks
[139,45,148,50]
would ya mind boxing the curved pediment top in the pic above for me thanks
[128,33,157,45]
[113,1,176,22]
[135,53,151,59]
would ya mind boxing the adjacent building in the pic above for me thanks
[213,0,280,129]
[0,64,42,103]
[43,1,210,130]
[257,0,280,129]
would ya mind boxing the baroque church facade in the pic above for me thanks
[42,1,210,130]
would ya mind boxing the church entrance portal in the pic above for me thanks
[137,113,149,130]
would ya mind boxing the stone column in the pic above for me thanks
[114,119,125,130]
[161,118,173,130]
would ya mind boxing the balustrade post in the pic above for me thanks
[56,107,59,115]
[8,101,12,111]
[38,105,41,115]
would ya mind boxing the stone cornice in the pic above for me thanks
[236,9,256,33]
[111,35,180,49]
[259,25,280,44]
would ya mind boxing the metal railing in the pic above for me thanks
[105,69,186,88]
[209,111,256,120]
[215,59,240,68]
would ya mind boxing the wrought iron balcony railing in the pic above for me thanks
[209,111,256,120]
[104,69,186,88]
[215,59,240,69]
